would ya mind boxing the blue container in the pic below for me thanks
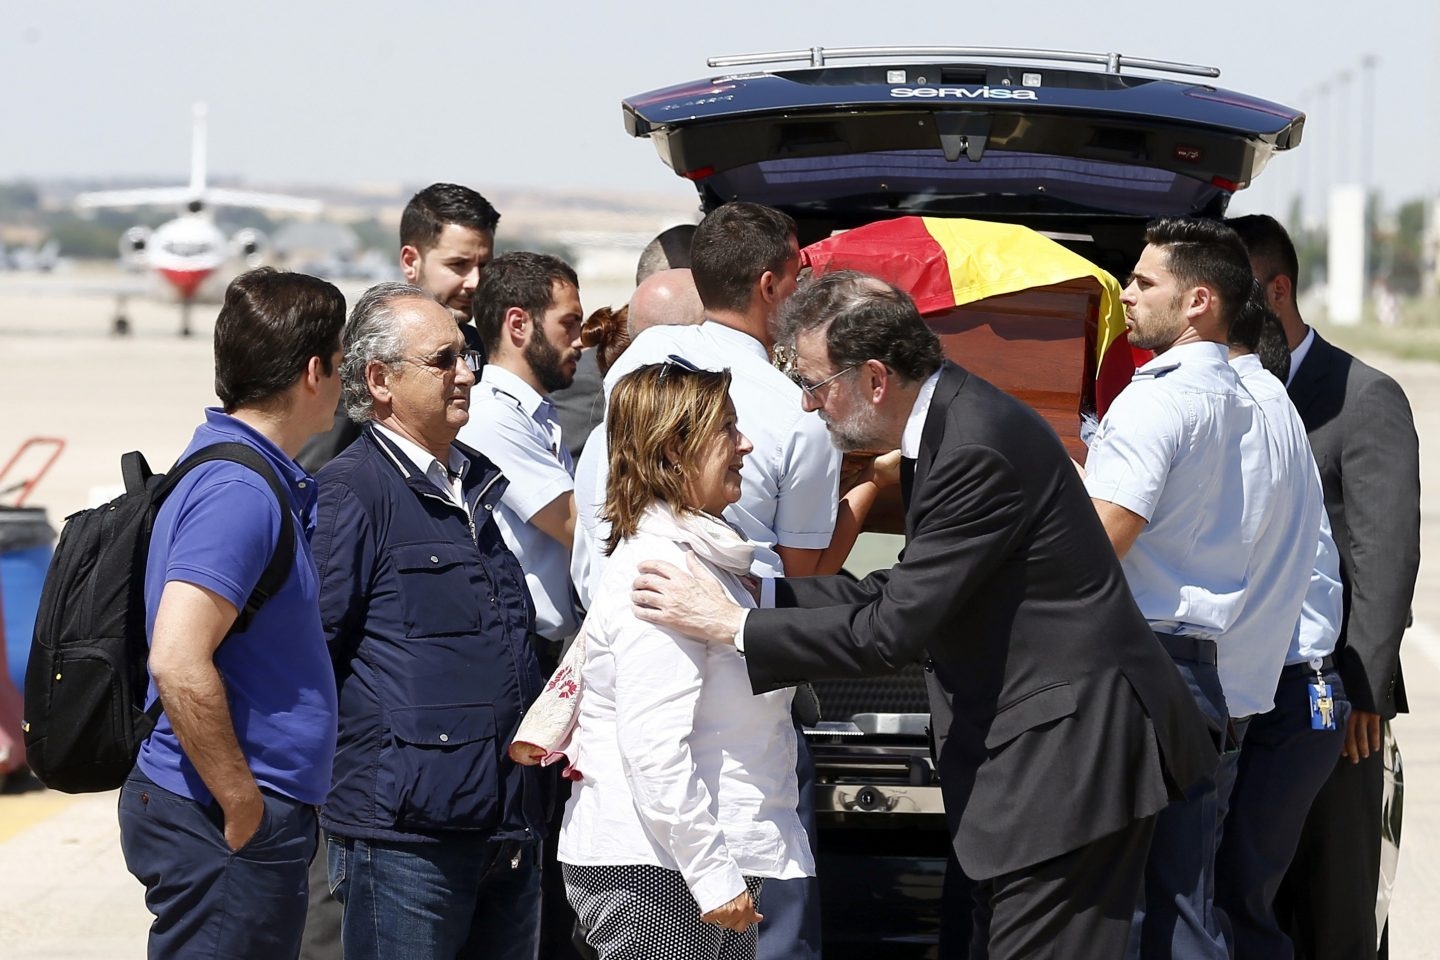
[0,508,56,692]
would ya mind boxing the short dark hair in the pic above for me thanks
[472,251,579,356]
[780,270,944,384]
[690,202,797,314]
[399,183,500,252]
[1227,214,1301,304]
[214,267,346,412]
[636,224,697,285]
[1143,218,1255,336]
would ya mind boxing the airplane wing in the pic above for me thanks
[205,188,321,214]
[76,187,196,209]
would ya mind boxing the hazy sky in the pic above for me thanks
[3,0,1435,219]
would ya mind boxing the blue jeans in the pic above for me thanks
[328,833,541,960]
[118,768,317,960]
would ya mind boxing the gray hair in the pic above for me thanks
[341,281,429,422]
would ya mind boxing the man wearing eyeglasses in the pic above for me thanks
[311,282,549,960]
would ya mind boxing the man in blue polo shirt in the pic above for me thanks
[118,268,348,959]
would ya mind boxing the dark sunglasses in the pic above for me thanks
[399,347,484,374]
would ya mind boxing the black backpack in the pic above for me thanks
[22,443,295,794]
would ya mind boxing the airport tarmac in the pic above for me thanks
[1,273,1438,956]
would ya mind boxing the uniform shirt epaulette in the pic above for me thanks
[1131,360,1182,381]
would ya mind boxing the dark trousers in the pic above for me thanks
[1273,729,1385,960]
[1216,662,1349,960]
[756,727,822,960]
[970,815,1157,960]
[118,768,317,960]
[1128,647,1231,960]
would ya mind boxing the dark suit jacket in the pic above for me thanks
[1287,332,1420,718]
[744,362,1218,881]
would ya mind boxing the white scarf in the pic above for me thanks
[634,501,755,576]
[508,499,755,777]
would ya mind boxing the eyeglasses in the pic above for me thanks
[397,348,484,374]
[657,353,704,383]
[789,363,859,400]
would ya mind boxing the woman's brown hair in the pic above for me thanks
[603,361,733,554]
[580,304,631,375]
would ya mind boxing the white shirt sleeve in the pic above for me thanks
[772,411,841,550]
[1082,383,1184,522]
[612,607,745,913]
[462,398,574,522]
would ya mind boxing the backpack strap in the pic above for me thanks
[154,442,297,634]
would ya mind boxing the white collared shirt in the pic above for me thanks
[1084,341,1262,645]
[1220,355,1327,714]
[1286,326,1316,387]
[573,321,840,605]
[900,369,943,458]
[371,423,469,512]
[460,364,578,641]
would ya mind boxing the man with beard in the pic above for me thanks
[629,271,1217,960]
[1083,218,1296,960]
[463,252,586,664]
[462,252,586,960]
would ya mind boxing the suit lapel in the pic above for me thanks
[1287,330,1336,418]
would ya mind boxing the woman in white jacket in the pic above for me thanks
[557,359,814,960]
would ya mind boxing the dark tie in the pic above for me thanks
[900,456,917,509]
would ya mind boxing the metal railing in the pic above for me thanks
[707,46,1220,79]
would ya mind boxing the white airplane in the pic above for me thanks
[76,102,321,336]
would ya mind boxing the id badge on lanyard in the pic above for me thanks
[1308,658,1336,731]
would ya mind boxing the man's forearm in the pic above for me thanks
[154,662,258,807]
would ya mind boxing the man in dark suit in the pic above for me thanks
[631,270,1218,959]
[1230,214,1420,960]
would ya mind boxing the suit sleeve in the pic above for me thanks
[744,442,1027,693]
[1339,374,1420,715]
[774,568,891,609]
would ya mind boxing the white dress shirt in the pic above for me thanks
[371,423,469,511]
[557,506,814,913]
[1286,326,1316,387]
[460,364,578,641]
[1219,355,1325,715]
[573,321,840,603]
[1084,341,1262,643]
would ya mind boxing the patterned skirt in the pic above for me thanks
[562,863,765,960]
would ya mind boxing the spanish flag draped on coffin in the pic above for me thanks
[800,216,1143,461]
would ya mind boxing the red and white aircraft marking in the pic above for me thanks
[76,103,320,335]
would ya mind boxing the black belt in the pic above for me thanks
[1155,632,1218,665]
[1280,655,1335,678]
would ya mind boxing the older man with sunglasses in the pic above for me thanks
[311,282,550,960]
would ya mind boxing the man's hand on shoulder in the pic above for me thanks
[633,553,744,643]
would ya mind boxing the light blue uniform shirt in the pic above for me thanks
[574,321,840,605]
[1220,355,1327,714]
[460,364,579,641]
[1085,342,1259,637]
